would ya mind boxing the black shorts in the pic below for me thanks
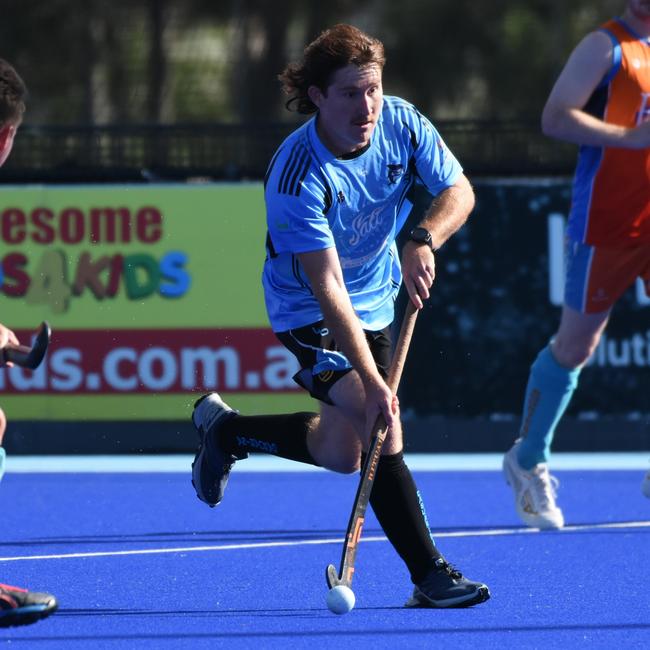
[275,320,392,405]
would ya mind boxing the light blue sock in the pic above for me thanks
[517,345,581,469]
[0,447,5,483]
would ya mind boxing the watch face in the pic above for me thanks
[410,227,431,244]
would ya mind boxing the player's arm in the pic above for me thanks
[401,173,475,309]
[297,247,397,429]
[542,31,650,149]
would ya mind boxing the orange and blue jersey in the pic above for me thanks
[568,18,650,247]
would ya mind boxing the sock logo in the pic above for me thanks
[236,436,278,454]
[416,490,435,542]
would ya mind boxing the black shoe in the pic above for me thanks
[191,393,246,507]
[405,558,490,608]
[0,584,58,627]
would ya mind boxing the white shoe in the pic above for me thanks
[642,470,650,499]
[503,440,564,529]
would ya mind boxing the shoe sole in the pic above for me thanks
[405,585,490,609]
[190,394,222,508]
[0,603,58,628]
[503,455,564,530]
[190,393,242,510]
[191,443,219,508]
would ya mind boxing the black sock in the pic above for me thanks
[363,451,442,584]
[218,412,320,466]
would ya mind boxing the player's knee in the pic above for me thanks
[326,448,361,474]
[331,461,360,474]
[553,341,596,368]
[339,456,361,474]
[0,408,6,444]
[552,331,602,369]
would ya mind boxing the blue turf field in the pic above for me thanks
[1,455,649,649]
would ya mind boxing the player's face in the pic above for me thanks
[310,64,383,157]
[0,124,17,167]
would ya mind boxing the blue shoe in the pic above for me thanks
[405,558,490,608]
[0,583,58,627]
[191,393,245,507]
[0,448,5,484]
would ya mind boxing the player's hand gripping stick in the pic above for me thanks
[326,301,419,592]
[0,322,52,370]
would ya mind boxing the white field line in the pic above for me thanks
[5,452,650,473]
[1,520,649,563]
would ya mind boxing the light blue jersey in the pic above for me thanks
[262,95,462,332]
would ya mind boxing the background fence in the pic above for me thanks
[0,121,577,184]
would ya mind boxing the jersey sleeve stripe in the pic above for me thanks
[290,148,311,197]
[278,144,311,197]
[278,145,301,195]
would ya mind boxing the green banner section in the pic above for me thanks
[0,183,269,327]
[1,183,322,420]
[1,393,315,421]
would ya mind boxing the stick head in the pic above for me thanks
[2,321,51,369]
[326,563,341,589]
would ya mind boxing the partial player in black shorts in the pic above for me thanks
[276,321,391,404]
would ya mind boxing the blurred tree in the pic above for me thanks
[0,0,166,123]
[0,0,630,124]
[378,0,624,120]
[178,0,375,121]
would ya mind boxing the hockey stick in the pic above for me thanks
[0,322,52,370]
[326,300,419,589]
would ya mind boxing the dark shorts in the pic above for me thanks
[275,320,392,405]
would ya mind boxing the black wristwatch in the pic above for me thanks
[409,226,434,250]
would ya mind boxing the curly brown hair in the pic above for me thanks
[0,59,27,126]
[278,24,385,115]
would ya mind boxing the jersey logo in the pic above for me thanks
[349,207,383,246]
[318,370,334,383]
[387,163,404,184]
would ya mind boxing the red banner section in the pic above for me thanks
[0,328,302,395]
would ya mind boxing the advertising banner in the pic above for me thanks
[2,181,648,449]
[0,184,314,420]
